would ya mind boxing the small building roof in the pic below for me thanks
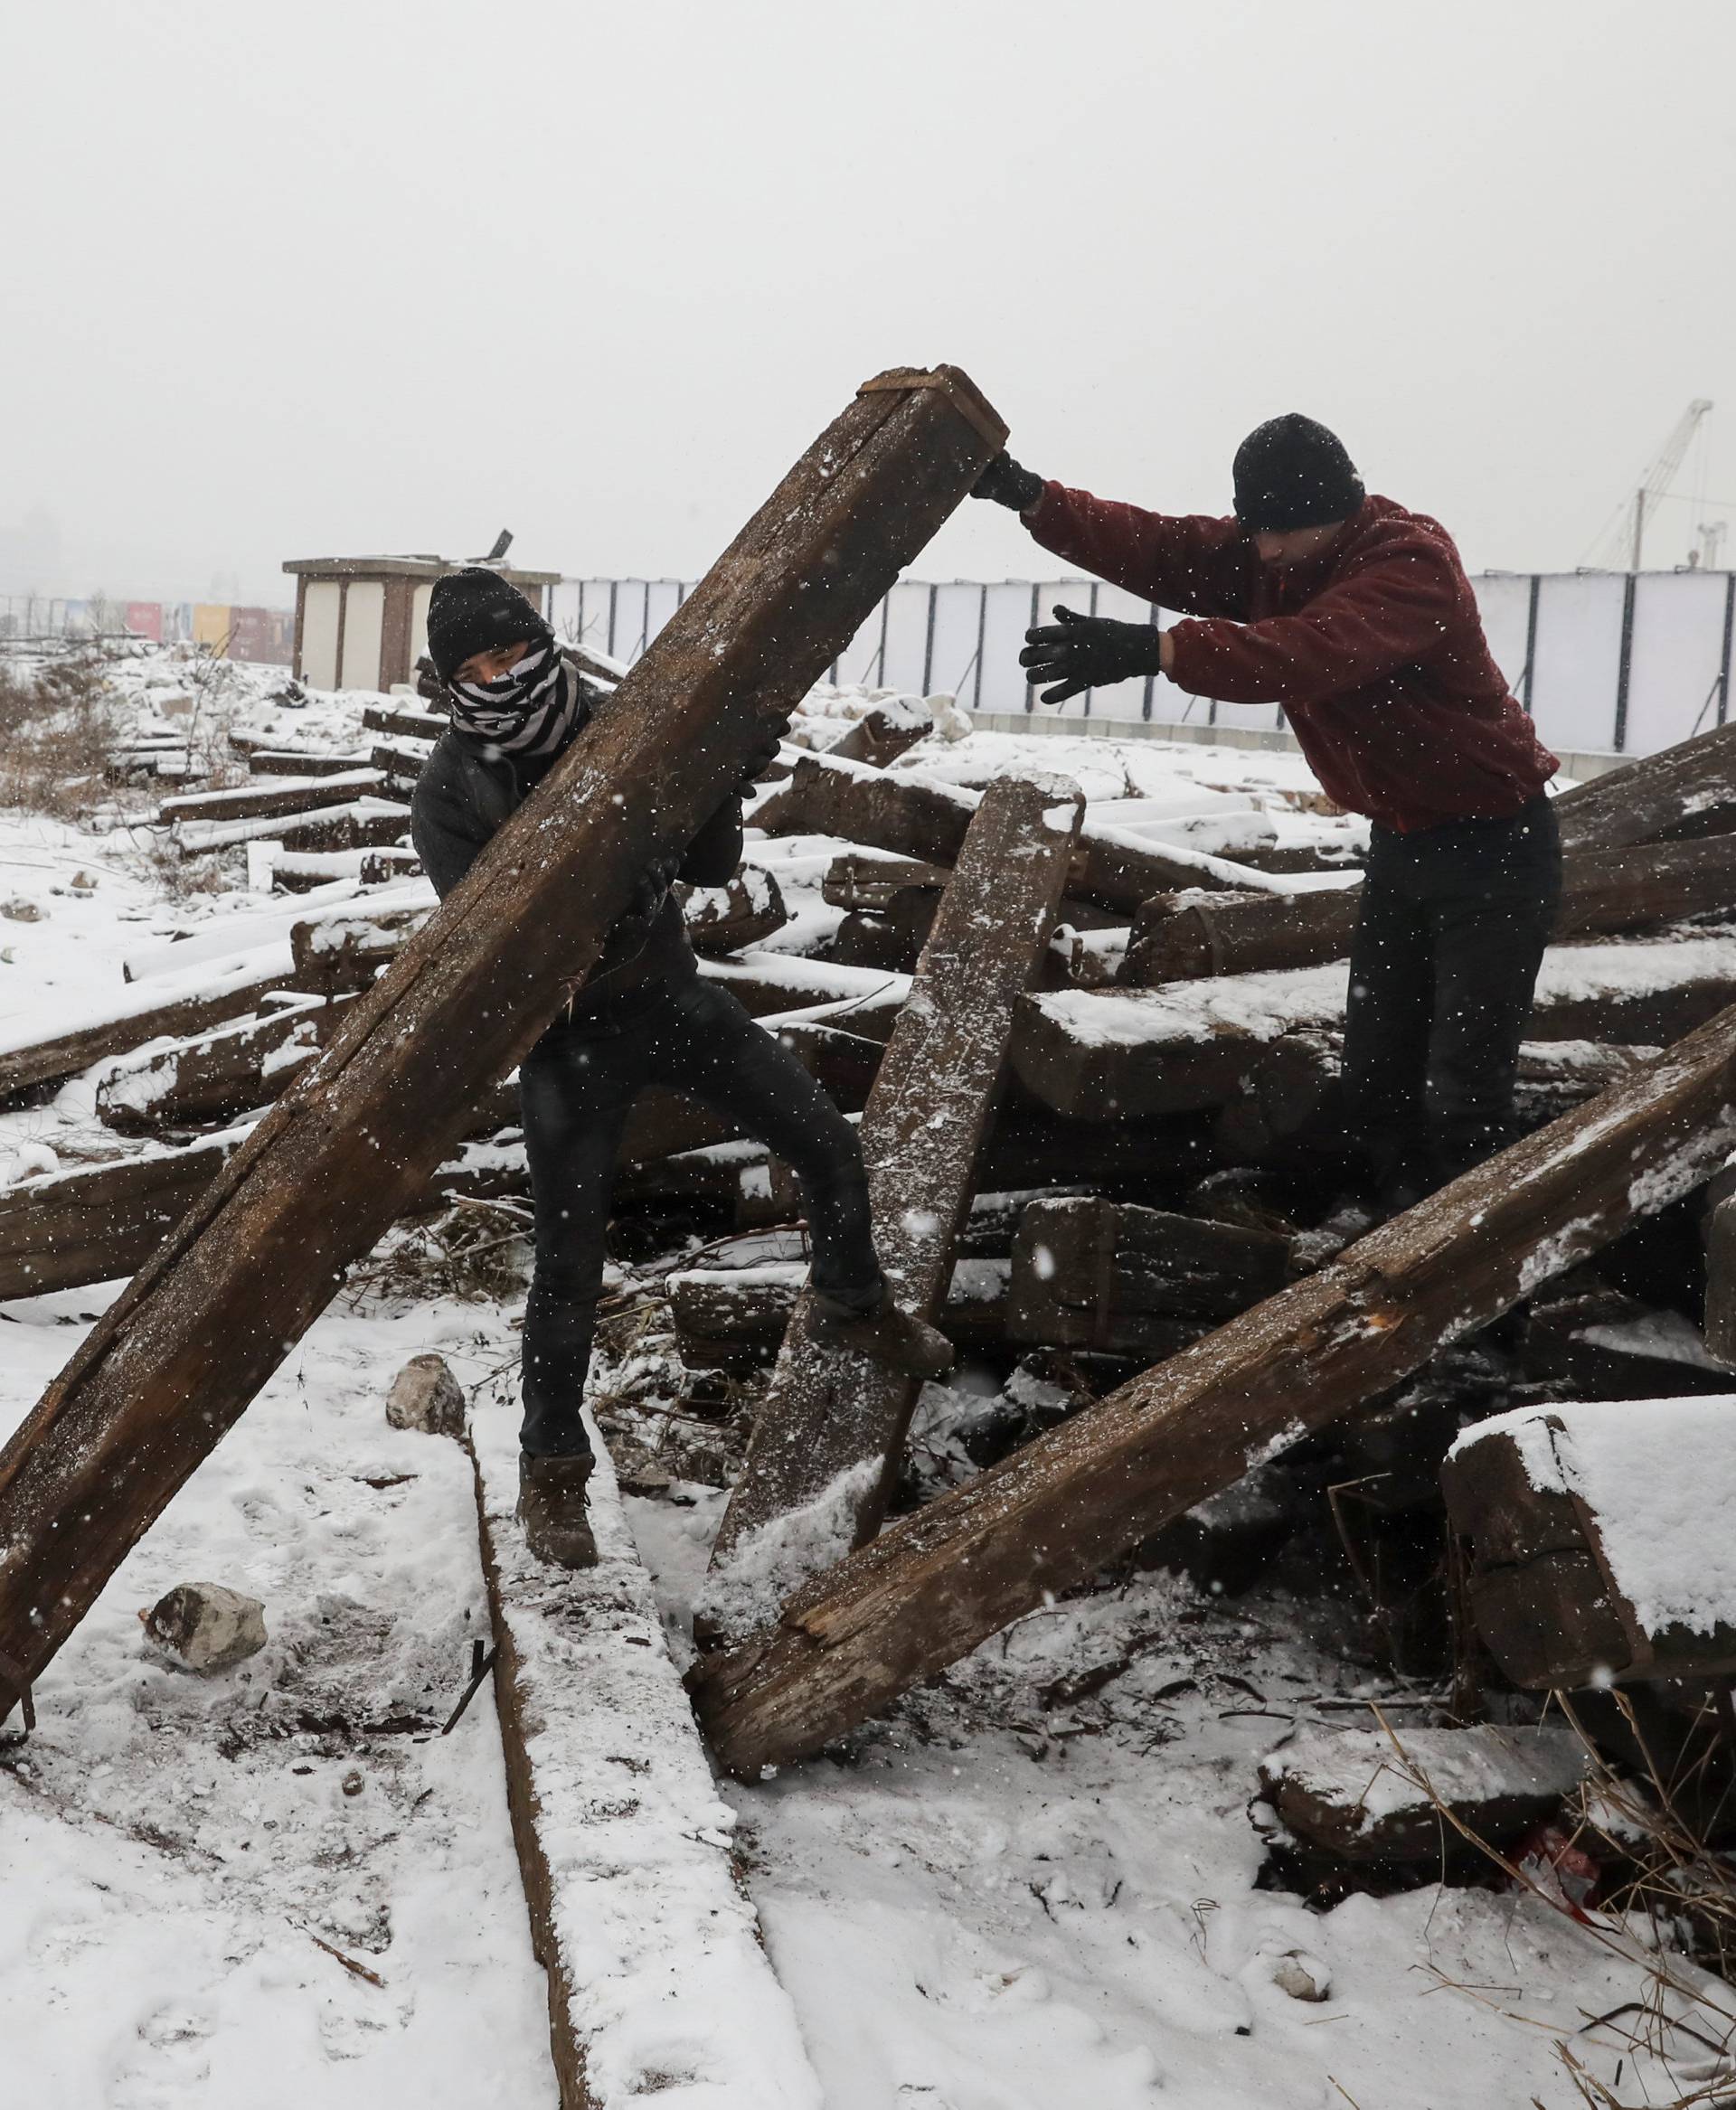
[282,553,563,586]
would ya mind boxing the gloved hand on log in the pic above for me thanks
[621,853,682,931]
[736,726,788,795]
[971,452,1045,513]
[1019,604,1165,706]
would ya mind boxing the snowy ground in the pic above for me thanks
[0,646,1716,2108]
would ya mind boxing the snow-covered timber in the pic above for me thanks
[156,768,384,826]
[1259,1723,1585,1866]
[818,701,931,769]
[1014,935,1736,1121]
[246,747,374,777]
[0,363,1008,1726]
[676,866,788,956]
[669,1255,1011,1372]
[709,774,1082,1587]
[757,749,1283,908]
[1550,717,1736,852]
[0,951,312,1101]
[689,999,1736,1775]
[361,702,446,742]
[173,796,413,858]
[1442,1397,1736,1688]
[1005,1193,1291,1358]
[471,1406,824,2110]
[1122,831,1736,986]
[94,994,337,1134]
[1215,1031,1657,1163]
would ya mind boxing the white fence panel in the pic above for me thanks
[1626,573,1730,756]
[879,582,933,696]
[926,584,983,701]
[1530,574,1626,755]
[644,579,684,651]
[978,583,1039,714]
[1472,574,1534,701]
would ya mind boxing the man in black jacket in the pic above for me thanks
[410,570,948,1568]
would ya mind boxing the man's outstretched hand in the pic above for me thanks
[971,452,1045,513]
[1019,605,1166,706]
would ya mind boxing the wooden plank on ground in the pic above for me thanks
[471,1404,824,2110]
[688,999,1736,1775]
[677,866,788,956]
[157,769,384,826]
[0,363,1007,1724]
[0,951,306,1102]
[247,749,374,777]
[174,797,414,858]
[706,775,1082,1606]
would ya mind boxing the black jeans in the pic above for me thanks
[515,975,882,1457]
[1342,795,1561,1193]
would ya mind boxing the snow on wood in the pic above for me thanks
[246,746,374,776]
[157,768,385,826]
[1552,717,1736,852]
[1260,1723,1586,1863]
[172,796,414,858]
[94,995,338,1135]
[690,999,1736,1775]
[708,776,1083,1605]
[1124,832,1736,986]
[0,947,308,1101]
[676,865,788,956]
[471,1407,824,2110]
[0,363,1009,1727]
[1444,1395,1736,1687]
[1017,934,1736,1120]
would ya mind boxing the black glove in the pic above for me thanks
[621,853,681,930]
[736,725,787,795]
[1018,605,1165,707]
[971,452,1044,513]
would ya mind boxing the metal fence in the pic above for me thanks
[551,568,1736,760]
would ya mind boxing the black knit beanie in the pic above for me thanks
[1232,415,1365,533]
[425,568,552,683]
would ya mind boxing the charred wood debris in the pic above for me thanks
[11,684,1736,1907]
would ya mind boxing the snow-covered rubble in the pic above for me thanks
[0,646,1717,2107]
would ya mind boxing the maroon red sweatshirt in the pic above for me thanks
[1024,484,1558,834]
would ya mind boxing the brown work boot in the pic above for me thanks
[811,1287,955,1380]
[516,1451,599,1570]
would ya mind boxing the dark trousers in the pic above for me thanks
[1342,795,1561,1194]
[515,976,882,1457]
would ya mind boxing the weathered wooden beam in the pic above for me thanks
[819,702,931,769]
[0,953,307,1103]
[761,749,1270,909]
[821,852,954,911]
[363,702,447,741]
[1442,1397,1736,1688]
[1214,1030,1658,1164]
[676,867,788,956]
[1552,720,1736,853]
[1005,1193,1291,1357]
[1707,1192,1736,1366]
[157,769,383,827]
[469,1408,823,2110]
[669,1255,1010,1373]
[688,1000,1736,1775]
[0,364,1006,1724]
[173,797,414,859]
[247,749,374,777]
[1122,833,1736,986]
[1017,936,1736,1121]
[94,997,342,1135]
[707,775,1082,1601]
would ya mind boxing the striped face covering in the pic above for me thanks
[448,638,588,758]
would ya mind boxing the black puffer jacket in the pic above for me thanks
[410,694,743,1022]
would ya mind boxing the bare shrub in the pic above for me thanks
[0,649,126,817]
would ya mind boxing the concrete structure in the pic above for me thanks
[283,553,561,695]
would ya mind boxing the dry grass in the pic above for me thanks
[1376,1698,1736,2107]
[344,1197,534,1306]
[0,650,121,816]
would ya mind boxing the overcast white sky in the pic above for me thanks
[5,0,1736,607]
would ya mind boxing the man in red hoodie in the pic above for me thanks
[974,415,1561,1210]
